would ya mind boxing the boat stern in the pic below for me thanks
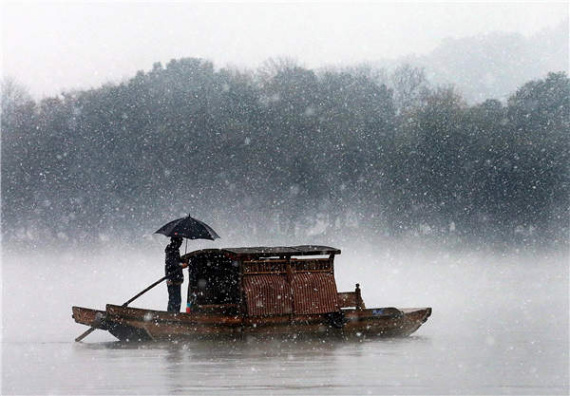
[72,306,107,329]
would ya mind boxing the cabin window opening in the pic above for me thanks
[188,254,240,306]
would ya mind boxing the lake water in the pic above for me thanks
[2,243,568,395]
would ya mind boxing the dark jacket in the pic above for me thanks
[165,243,184,284]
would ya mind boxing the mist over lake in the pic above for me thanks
[2,242,568,395]
[2,58,568,396]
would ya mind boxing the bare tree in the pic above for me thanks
[390,64,430,114]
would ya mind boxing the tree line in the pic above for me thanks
[2,59,568,247]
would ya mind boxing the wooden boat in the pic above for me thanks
[72,245,431,341]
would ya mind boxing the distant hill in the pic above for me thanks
[404,21,569,103]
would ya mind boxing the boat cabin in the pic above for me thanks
[72,245,431,341]
[182,245,363,317]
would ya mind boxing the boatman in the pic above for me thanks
[165,236,188,313]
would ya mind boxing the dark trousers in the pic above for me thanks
[167,283,182,313]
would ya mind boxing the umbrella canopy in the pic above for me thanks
[155,215,220,240]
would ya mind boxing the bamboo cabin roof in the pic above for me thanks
[182,245,341,261]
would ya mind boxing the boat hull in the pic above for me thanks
[72,305,431,342]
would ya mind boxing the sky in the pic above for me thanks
[2,1,568,98]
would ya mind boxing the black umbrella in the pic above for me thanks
[155,215,220,240]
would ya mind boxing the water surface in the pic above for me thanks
[2,245,568,394]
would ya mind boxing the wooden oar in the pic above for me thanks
[121,275,169,307]
[74,274,169,342]
[74,317,104,342]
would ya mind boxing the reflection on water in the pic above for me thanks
[4,330,566,395]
